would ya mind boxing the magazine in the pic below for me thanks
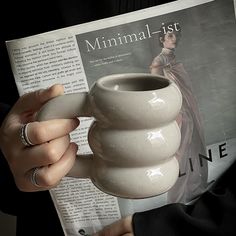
[5,0,236,235]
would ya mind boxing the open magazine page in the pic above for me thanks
[5,0,236,235]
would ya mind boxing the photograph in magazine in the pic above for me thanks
[75,0,236,203]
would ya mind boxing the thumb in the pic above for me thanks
[13,84,64,114]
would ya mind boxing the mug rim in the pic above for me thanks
[96,73,171,93]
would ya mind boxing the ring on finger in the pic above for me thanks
[30,167,41,187]
[20,123,35,147]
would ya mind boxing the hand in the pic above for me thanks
[93,215,134,236]
[0,84,80,192]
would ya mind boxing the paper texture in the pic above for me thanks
[6,0,236,235]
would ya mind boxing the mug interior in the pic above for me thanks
[100,75,170,92]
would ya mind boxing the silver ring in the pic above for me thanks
[20,123,34,146]
[31,167,41,187]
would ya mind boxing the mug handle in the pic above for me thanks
[37,92,91,120]
[36,92,94,178]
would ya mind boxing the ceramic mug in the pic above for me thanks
[37,73,182,198]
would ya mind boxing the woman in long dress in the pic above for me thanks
[150,22,208,203]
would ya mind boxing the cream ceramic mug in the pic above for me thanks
[37,73,182,199]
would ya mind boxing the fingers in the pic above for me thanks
[30,142,78,189]
[0,84,81,192]
[14,84,64,114]
[20,135,71,170]
[93,215,133,236]
[16,142,78,192]
[7,84,64,124]
[12,118,79,191]
[6,118,79,151]
[24,119,80,145]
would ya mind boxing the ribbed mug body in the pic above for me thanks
[88,73,182,198]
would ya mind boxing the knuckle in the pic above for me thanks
[40,172,57,187]
[44,146,59,164]
[31,124,47,143]
[69,119,80,131]
[17,184,28,192]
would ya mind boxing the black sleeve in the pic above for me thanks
[0,149,20,216]
[0,102,20,215]
[132,160,236,236]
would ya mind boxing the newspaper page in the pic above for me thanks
[5,0,236,235]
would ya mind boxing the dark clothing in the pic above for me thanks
[0,1,236,236]
[133,161,236,236]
